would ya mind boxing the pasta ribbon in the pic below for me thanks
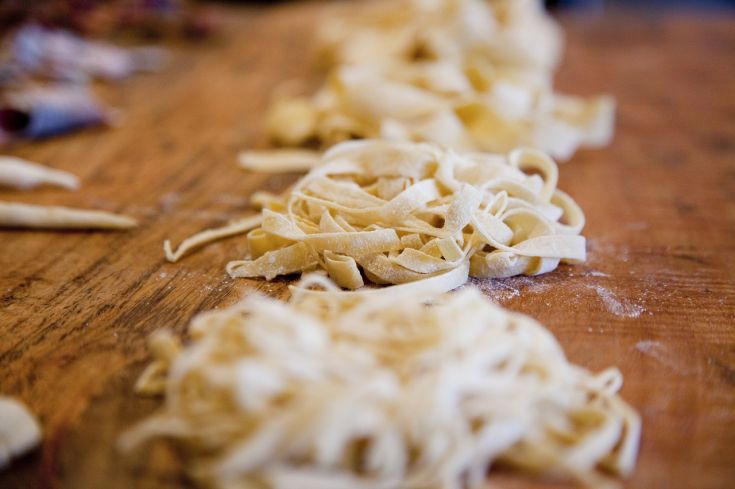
[166,140,586,291]
[0,156,79,190]
[0,202,136,230]
[256,0,614,163]
[267,64,614,162]
[124,275,640,489]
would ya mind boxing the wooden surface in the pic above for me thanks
[1,3,734,488]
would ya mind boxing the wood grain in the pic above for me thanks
[1,3,734,488]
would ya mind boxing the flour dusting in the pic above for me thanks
[587,285,644,318]
[470,276,551,302]
[160,192,182,212]
[213,194,250,206]
[635,340,692,375]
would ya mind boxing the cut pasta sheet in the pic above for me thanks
[123,274,641,489]
[0,202,137,230]
[166,140,585,290]
[0,396,42,470]
[0,156,79,190]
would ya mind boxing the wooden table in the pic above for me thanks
[1,3,733,488]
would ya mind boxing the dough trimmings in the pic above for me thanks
[0,156,80,190]
[0,202,137,230]
[166,140,585,291]
[0,157,137,231]
[123,275,640,489]
[238,150,321,174]
[0,396,42,469]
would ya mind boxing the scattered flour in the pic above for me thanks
[189,209,240,221]
[160,192,182,212]
[213,194,250,206]
[90,198,156,216]
[587,285,645,318]
[469,276,551,302]
[125,204,158,217]
[265,175,290,191]
[626,221,650,231]
[635,340,693,376]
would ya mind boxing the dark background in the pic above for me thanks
[547,0,735,9]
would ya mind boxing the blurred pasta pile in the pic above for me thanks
[266,0,614,162]
[125,275,640,489]
[168,0,618,288]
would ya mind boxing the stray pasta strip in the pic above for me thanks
[262,0,613,163]
[0,202,137,230]
[167,140,585,291]
[123,275,641,489]
[238,149,321,174]
[0,157,136,231]
[0,396,42,469]
[164,215,263,262]
[0,156,79,190]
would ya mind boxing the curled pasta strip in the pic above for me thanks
[164,215,262,262]
[123,276,640,488]
[166,140,586,291]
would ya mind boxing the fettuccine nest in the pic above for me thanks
[315,0,563,73]
[168,140,585,291]
[266,0,613,161]
[123,275,640,489]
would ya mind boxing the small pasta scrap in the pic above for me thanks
[166,140,585,291]
[0,156,137,231]
[238,149,321,174]
[261,0,613,163]
[0,396,42,470]
[122,275,641,489]
[0,156,79,190]
[0,202,137,230]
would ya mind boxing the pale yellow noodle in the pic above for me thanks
[163,140,585,291]
[123,275,640,489]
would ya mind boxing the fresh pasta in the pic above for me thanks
[0,156,79,190]
[315,0,563,73]
[267,64,613,164]
[0,202,137,230]
[167,140,585,291]
[0,157,137,231]
[122,274,640,489]
[263,0,614,163]
[238,149,321,174]
[0,396,42,470]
